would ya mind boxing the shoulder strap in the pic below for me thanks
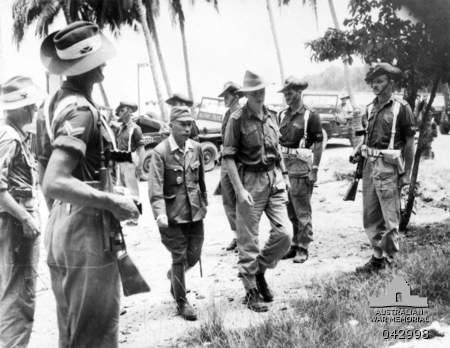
[388,100,401,150]
[367,104,374,120]
[127,123,136,152]
[301,109,310,148]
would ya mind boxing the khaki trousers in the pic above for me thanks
[236,168,291,291]
[46,202,120,348]
[0,213,39,348]
[220,167,237,232]
[362,157,400,258]
[286,177,313,249]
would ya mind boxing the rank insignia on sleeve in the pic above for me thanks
[62,121,85,137]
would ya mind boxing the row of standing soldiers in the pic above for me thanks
[0,21,415,347]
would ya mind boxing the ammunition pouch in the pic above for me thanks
[380,149,405,176]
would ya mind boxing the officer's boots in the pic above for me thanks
[171,264,197,321]
[244,288,268,313]
[355,255,386,274]
[255,272,273,302]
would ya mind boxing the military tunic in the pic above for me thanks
[149,136,207,266]
[0,122,39,348]
[38,80,120,348]
[362,96,415,258]
[222,104,291,291]
[278,105,322,250]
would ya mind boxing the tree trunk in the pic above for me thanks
[328,0,358,146]
[136,0,168,121]
[178,16,194,102]
[146,8,172,97]
[399,74,441,231]
[441,82,450,110]
[266,0,285,85]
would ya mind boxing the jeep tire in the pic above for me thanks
[201,141,218,172]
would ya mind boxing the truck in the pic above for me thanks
[138,97,226,180]
[302,92,354,147]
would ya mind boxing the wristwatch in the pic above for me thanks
[312,165,319,171]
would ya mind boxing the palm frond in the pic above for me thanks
[35,0,62,38]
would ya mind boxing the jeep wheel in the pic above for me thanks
[140,149,153,181]
[439,122,450,135]
[322,129,328,150]
[201,142,218,172]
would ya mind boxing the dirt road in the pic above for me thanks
[28,135,450,347]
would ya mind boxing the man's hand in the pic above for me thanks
[309,168,318,184]
[156,214,168,228]
[22,215,40,239]
[237,188,254,206]
[109,194,140,221]
[283,173,291,191]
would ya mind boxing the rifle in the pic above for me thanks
[98,117,151,297]
[343,154,364,201]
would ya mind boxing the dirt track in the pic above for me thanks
[28,135,450,347]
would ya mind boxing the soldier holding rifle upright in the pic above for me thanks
[0,76,42,348]
[278,76,323,264]
[222,70,291,313]
[352,63,415,274]
[148,106,207,321]
[38,21,140,347]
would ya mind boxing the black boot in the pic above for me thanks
[171,264,197,320]
[226,238,237,251]
[255,273,274,302]
[244,288,268,313]
[293,247,309,264]
[282,245,298,259]
[356,256,386,274]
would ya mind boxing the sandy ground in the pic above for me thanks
[28,135,450,348]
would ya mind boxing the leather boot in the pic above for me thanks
[293,247,309,263]
[171,265,187,305]
[355,256,386,274]
[178,302,197,321]
[244,289,268,312]
[255,273,274,302]
[282,245,298,259]
[226,238,237,251]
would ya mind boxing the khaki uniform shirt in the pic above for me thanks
[363,96,415,149]
[116,121,144,152]
[278,105,323,148]
[222,104,281,168]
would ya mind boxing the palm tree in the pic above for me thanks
[12,0,168,119]
[266,0,285,84]
[144,0,172,97]
[169,0,194,101]
[168,0,218,102]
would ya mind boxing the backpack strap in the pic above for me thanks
[388,100,401,150]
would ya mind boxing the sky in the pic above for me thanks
[0,0,360,111]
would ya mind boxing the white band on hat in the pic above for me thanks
[56,34,102,60]
[1,87,35,103]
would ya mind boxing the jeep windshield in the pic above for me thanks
[197,97,227,123]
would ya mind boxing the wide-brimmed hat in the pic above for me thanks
[116,101,138,115]
[278,76,308,93]
[218,81,243,98]
[365,62,402,83]
[40,21,116,76]
[0,76,44,111]
[166,93,193,107]
[170,106,194,122]
[239,71,267,93]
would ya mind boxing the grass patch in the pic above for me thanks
[176,221,450,348]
